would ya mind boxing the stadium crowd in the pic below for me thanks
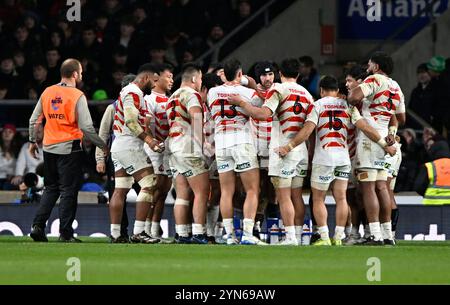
[1,0,450,246]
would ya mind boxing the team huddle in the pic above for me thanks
[104,51,405,246]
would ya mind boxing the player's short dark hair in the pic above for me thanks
[202,73,223,91]
[346,65,367,81]
[210,63,224,75]
[60,58,81,78]
[319,75,339,91]
[223,59,242,81]
[157,63,174,74]
[279,58,300,79]
[137,63,158,75]
[299,56,314,67]
[45,46,60,54]
[181,62,202,82]
[370,51,394,75]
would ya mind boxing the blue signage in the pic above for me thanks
[338,0,450,40]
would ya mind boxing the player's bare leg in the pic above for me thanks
[377,178,394,243]
[273,180,297,245]
[291,186,305,244]
[358,176,383,245]
[109,168,131,242]
[186,171,210,243]
[331,179,349,245]
[150,175,172,238]
[206,179,221,243]
[219,171,237,243]
[310,187,330,245]
[174,174,193,243]
[130,167,159,243]
[345,187,362,244]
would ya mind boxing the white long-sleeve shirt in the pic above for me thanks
[14,143,44,176]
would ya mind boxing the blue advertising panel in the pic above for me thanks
[338,0,449,40]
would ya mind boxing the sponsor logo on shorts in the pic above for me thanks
[236,162,251,170]
[281,169,295,176]
[125,165,135,173]
[335,171,350,179]
[217,164,229,170]
[158,164,164,173]
[182,170,194,177]
[384,162,391,169]
[299,169,308,176]
[319,175,332,182]
[374,160,385,168]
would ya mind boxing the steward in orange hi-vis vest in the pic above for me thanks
[40,85,84,146]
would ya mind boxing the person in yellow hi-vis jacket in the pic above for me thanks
[414,137,450,205]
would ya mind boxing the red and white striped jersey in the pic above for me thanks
[307,96,363,166]
[347,123,357,161]
[111,83,148,152]
[166,86,203,154]
[145,91,169,142]
[203,102,214,147]
[263,82,314,147]
[359,74,405,137]
[251,88,272,155]
[207,84,261,150]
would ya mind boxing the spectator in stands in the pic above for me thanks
[427,56,447,134]
[25,62,50,98]
[0,80,11,99]
[94,13,111,44]
[11,123,44,186]
[0,124,21,190]
[76,25,104,66]
[396,128,421,192]
[12,24,38,61]
[22,10,47,45]
[148,42,168,65]
[203,24,227,67]
[231,0,261,46]
[102,0,124,25]
[298,55,321,99]
[45,47,62,84]
[12,49,29,83]
[409,63,433,125]
[414,137,450,204]
[56,17,78,50]
[161,24,191,68]
[47,27,67,56]
[0,52,21,98]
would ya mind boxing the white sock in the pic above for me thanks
[192,223,204,235]
[243,218,254,237]
[206,205,220,236]
[345,226,352,237]
[187,224,192,235]
[295,226,303,241]
[364,224,371,238]
[369,222,382,241]
[144,219,152,235]
[111,224,121,239]
[334,226,345,241]
[175,224,188,237]
[381,221,393,240]
[151,221,160,238]
[318,226,330,240]
[133,220,146,235]
[223,218,235,237]
[285,226,296,240]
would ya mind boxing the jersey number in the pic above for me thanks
[386,92,395,111]
[219,99,237,118]
[328,111,343,131]
[293,95,303,115]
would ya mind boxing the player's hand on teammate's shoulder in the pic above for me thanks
[227,95,244,107]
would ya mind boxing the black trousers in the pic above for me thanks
[33,145,83,238]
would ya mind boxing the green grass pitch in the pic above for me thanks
[0,237,449,284]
